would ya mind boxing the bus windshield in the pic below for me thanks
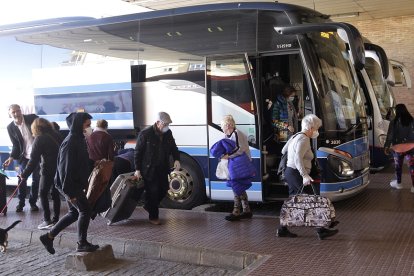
[306,31,366,132]
[365,57,393,119]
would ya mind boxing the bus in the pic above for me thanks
[358,42,412,171]
[359,42,394,170]
[0,2,370,208]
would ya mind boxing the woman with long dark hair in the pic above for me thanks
[384,104,414,191]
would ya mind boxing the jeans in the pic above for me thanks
[143,172,169,220]
[18,158,40,206]
[39,174,61,222]
[50,192,91,243]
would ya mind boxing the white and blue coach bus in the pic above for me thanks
[358,42,412,171]
[0,2,370,208]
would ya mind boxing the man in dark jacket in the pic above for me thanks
[132,112,180,225]
[3,104,40,212]
[39,112,99,254]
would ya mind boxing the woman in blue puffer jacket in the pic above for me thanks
[220,115,254,222]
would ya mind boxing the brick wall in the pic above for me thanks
[349,16,414,114]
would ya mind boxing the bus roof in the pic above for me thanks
[0,2,326,60]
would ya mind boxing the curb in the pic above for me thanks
[11,228,268,272]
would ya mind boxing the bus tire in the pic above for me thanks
[161,153,206,210]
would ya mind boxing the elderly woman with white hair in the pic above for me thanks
[276,114,339,240]
[220,114,253,221]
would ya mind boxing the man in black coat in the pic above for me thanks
[132,112,180,225]
[3,104,40,212]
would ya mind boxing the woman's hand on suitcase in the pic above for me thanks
[303,175,313,186]
[131,170,142,181]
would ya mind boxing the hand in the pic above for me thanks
[68,197,77,204]
[131,170,142,181]
[265,99,273,110]
[287,126,294,133]
[3,157,13,168]
[173,160,181,171]
[384,147,391,155]
[221,154,229,160]
[303,175,313,186]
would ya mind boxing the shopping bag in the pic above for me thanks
[216,159,229,180]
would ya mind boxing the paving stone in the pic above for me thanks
[65,244,115,271]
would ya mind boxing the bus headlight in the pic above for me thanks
[328,155,354,178]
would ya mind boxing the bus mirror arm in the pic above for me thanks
[274,22,365,71]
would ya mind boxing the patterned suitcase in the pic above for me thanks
[280,191,336,228]
[102,172,144,225]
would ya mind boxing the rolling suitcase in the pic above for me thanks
[279,184,336,228]
[102,172,144,225]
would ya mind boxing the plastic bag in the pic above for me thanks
[216,159,230,180]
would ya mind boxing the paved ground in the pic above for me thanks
[0,242,238,276]
[1,165,414,275]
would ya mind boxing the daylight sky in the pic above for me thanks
[0,0,150,25]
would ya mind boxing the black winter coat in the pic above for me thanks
[55,113,92,199]
[21,130,63,179]
[134,125,180,180]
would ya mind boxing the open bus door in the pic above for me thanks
[206,54,262,202]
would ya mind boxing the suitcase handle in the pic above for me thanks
[298,183,317,195]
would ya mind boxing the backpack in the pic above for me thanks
[277,151,288,181]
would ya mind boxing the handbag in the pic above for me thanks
[216,159,230,180]
[87,159,114,207]
[280,184,336,228]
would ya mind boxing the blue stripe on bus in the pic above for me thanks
[210,181,262,191]
[179,146,260,158]
[0,146,11,153]
[320,175,366,192]
[40,112,133,122]
[34,82,132,95]
[179,147,208,156]
[317,137,368,158]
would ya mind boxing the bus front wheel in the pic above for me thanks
[161,154,206,210]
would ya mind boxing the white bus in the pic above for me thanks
[0,2,370,208]
[358,42,411,171]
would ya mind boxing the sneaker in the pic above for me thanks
[276,228,298,238]
[30,204,39,211]
[149,218,161,225]
[390,180,403,189]
[317,228,339,240]
[76,241,99,253]
[40,233,55,254]
[38,220,53,230]
[239,212,253,219]
[225,214,241,221]
[16,203,24,213]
